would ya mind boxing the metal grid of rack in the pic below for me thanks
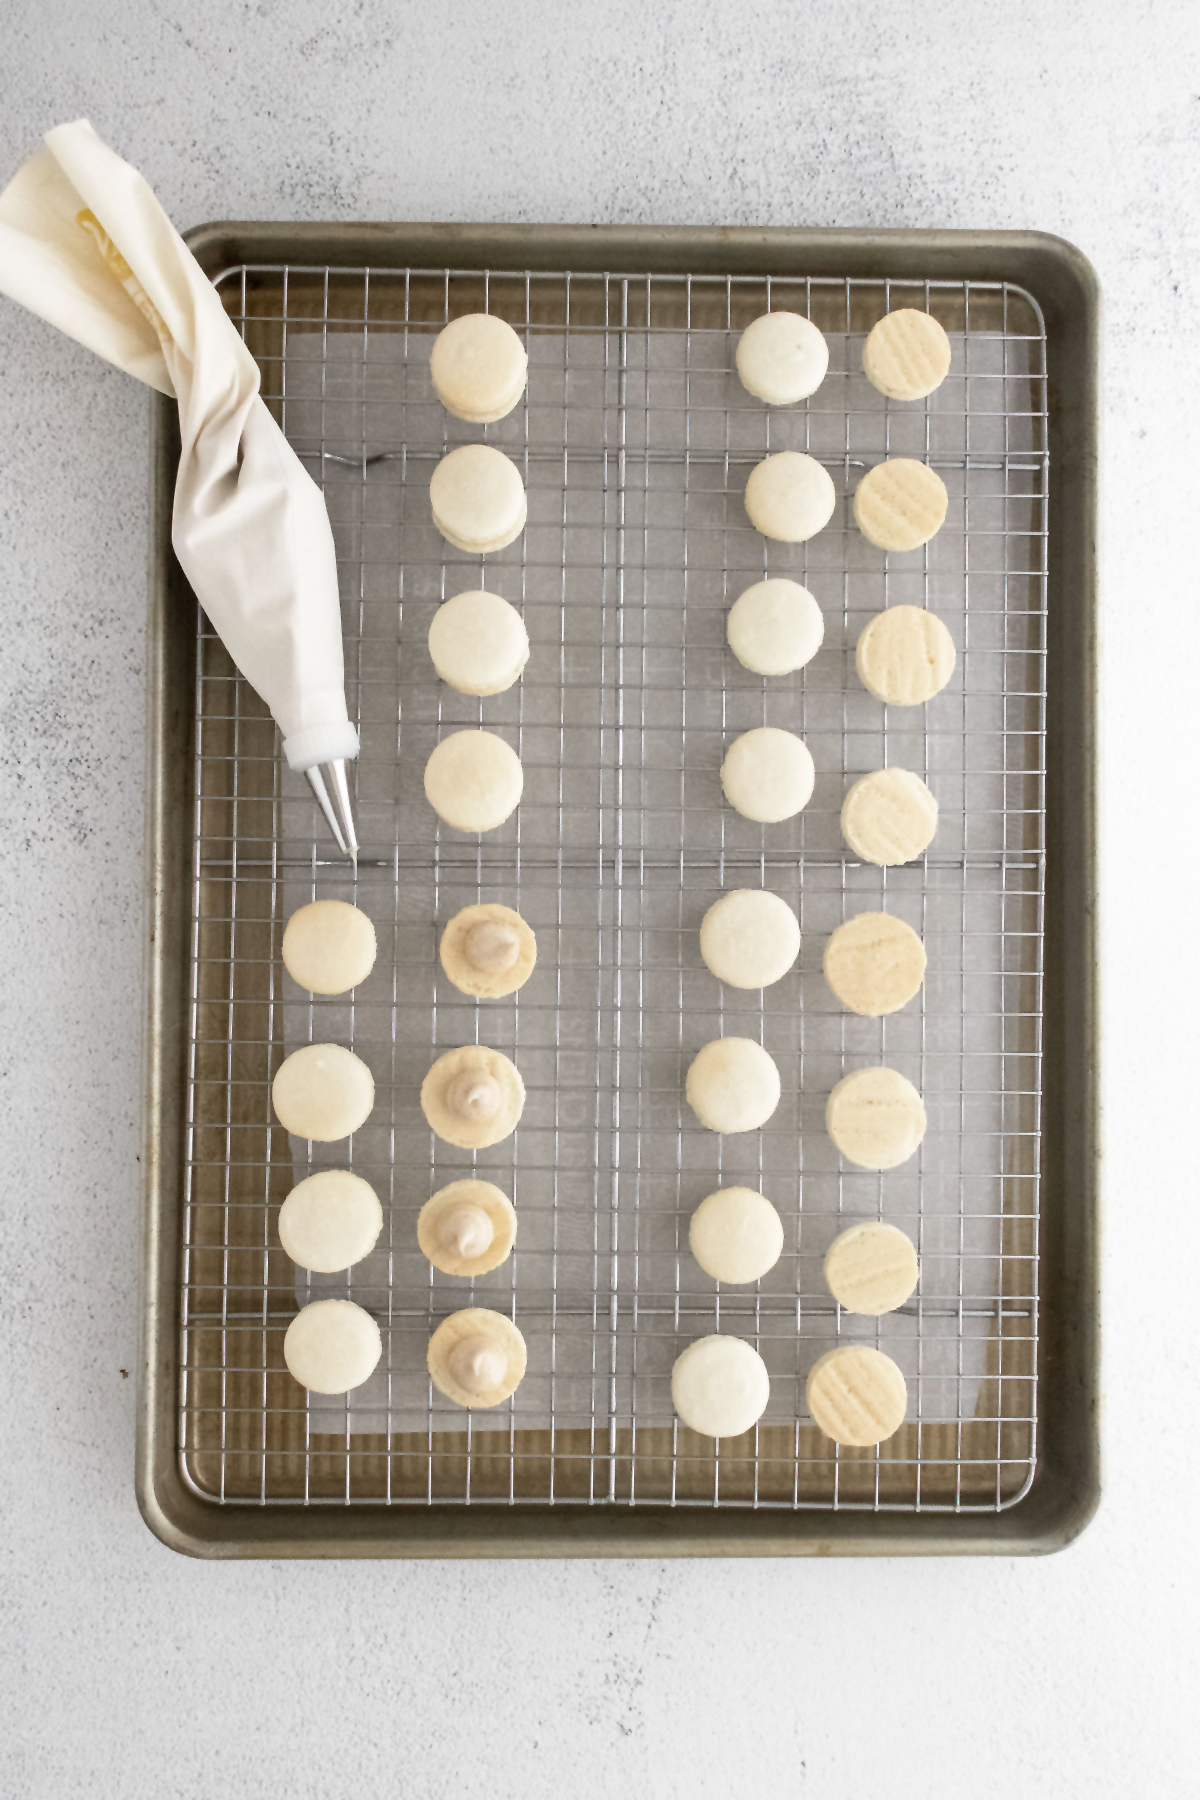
[180,263,1047,1511]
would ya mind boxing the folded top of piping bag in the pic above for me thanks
[0,120,358,774]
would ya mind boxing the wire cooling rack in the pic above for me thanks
[180,263,1047,1511]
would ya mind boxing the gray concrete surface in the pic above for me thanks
[0,2,1196,1794]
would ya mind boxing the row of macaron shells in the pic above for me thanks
[270,898,535,1407]
[278,317,543,1406]
[673,306,958,1447]
[277,305,957,1445]
[269,885,925,1415]
[418,308,959,843]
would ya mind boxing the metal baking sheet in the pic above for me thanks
[138,226,1098,1558]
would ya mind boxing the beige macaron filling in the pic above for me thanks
[467,920,520,972]
[449,1336,508,1394]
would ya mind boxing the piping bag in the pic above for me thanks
[0,120,359,856]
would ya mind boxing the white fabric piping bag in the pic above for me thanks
[0,120,359,856]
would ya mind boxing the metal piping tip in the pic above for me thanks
[304,759,358,861]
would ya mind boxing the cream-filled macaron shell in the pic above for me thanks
[427,1308,527,1408]
[727,578,824,676]
[282,900,377,995]
[806,1345,908,1447]
[689,1188,785,1285]
[721,727,815,824]
[824,1222,919,1316]
[417,1179,517,1277]
[826,1067,927,1170]
[278,1170,383,1272]
[841,767,938,865]
[420,1044,525,1149]
[744,452,836,542]
[856,605,956,705]
[672,1335,770,1438]
[824,912,927,1016]
[430,313,528,423]
[854,458,948,552]
[439,902,536,1000]
[284,1298,382,1395]
[424,730,523,833]
[428,591,530,696]
[429,444,527,554]
[862,308,952,401]
[699,889,800,989]
[686,1037,781,1135]
[735,311,829,404]
[272,1044,374,1142]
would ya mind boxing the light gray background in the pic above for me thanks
[0,1,1193,1794]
